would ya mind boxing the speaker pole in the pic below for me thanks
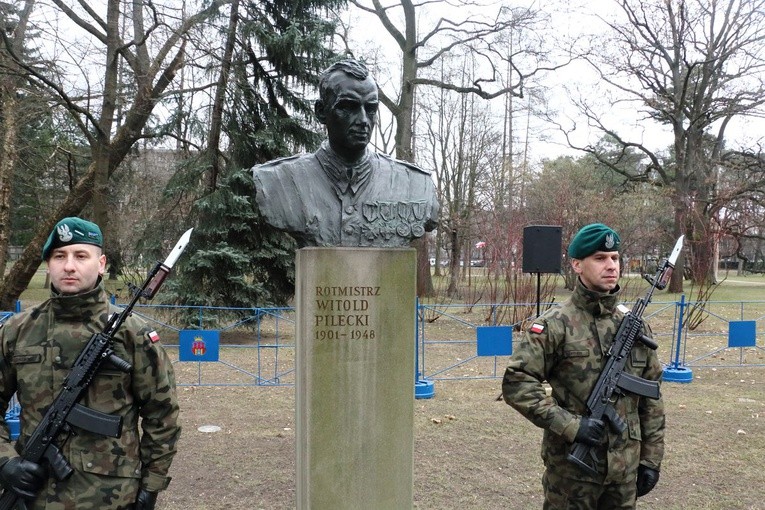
[536,272,541,317]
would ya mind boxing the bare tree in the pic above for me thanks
[0,0,231,309]
[420,62,500,297]
[561,0,765,292]
[345,0,565,295]
[714,146,765,275]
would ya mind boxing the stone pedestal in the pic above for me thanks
[295,247,416,510]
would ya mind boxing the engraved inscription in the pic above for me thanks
[314,285,379,340]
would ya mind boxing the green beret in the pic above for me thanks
[42,217,103,260]
[568,223,620,259]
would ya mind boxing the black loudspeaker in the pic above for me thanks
[522,225,562,274]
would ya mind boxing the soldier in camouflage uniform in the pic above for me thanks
[502,223,664,509]
[252,58,439,248]
[0,217,181,509]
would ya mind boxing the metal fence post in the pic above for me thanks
[414,297,434,399]
[664,294,693,382]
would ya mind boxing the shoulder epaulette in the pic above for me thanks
[377,153,432,175]
[253,154,305,169]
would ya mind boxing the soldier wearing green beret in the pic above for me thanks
[0,217,180,509]
[502,223,665,509]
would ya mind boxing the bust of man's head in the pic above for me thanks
[314,59,379,163]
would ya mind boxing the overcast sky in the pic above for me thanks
[342,0,765,165]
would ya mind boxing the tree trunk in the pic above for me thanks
[668,191,686,293]
[0,165,95,309]
[447,227,459,297]
[393,0,434,296]
[92,0,121,279]
[206,0,239,191]
[413,237,433,295]
[0,0,35,287]
[0,91,18,278]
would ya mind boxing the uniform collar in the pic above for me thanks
[50,279,108,321]
[315,141,373,195]
[571,278,621,317]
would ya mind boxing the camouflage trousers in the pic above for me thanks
[542,469,637,510]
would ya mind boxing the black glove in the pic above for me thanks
[0,457,48,500]
[636,465,660,497]
[134,488,158,510]
[574,417,606,446]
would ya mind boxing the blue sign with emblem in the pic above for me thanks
[179,330,220,362]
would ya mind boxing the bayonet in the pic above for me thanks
[143,228,193,299]
[667,235,684,267]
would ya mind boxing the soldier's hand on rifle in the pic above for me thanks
[0,457,48,500]
[134,488,158,510]
[636,465,660,497]
[574,417,606,446]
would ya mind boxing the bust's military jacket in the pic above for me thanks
[0,282,180,509]
[502,280,665,484]
[252,142,440,248]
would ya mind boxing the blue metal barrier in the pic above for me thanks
[664,294,693,382]
[416,297,765,384]
[678,299,765,369]
[5,397,20,440]
[2,296,764,388]
[110,302,296,386]
[0,312,12,325]
[0,314,20,438]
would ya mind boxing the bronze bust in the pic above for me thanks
[252,59,439,248]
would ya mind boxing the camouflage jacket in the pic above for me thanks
[0,282,181,509]
[502,280,665,483]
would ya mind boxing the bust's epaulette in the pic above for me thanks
[254,154,305,169]
[378,153,432,175]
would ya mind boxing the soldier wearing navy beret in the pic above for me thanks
[0,217,180,509]
[502,223,665,509]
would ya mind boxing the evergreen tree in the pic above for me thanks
[11,108,57,247]
[162,168,295,327]
[229,0,345,167]
[155,0,344,313]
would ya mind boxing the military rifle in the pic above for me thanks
[0,228,192,510]
[567,235,684,476]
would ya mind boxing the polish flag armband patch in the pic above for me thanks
[529,323,545,334]
[148,330,161,343]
